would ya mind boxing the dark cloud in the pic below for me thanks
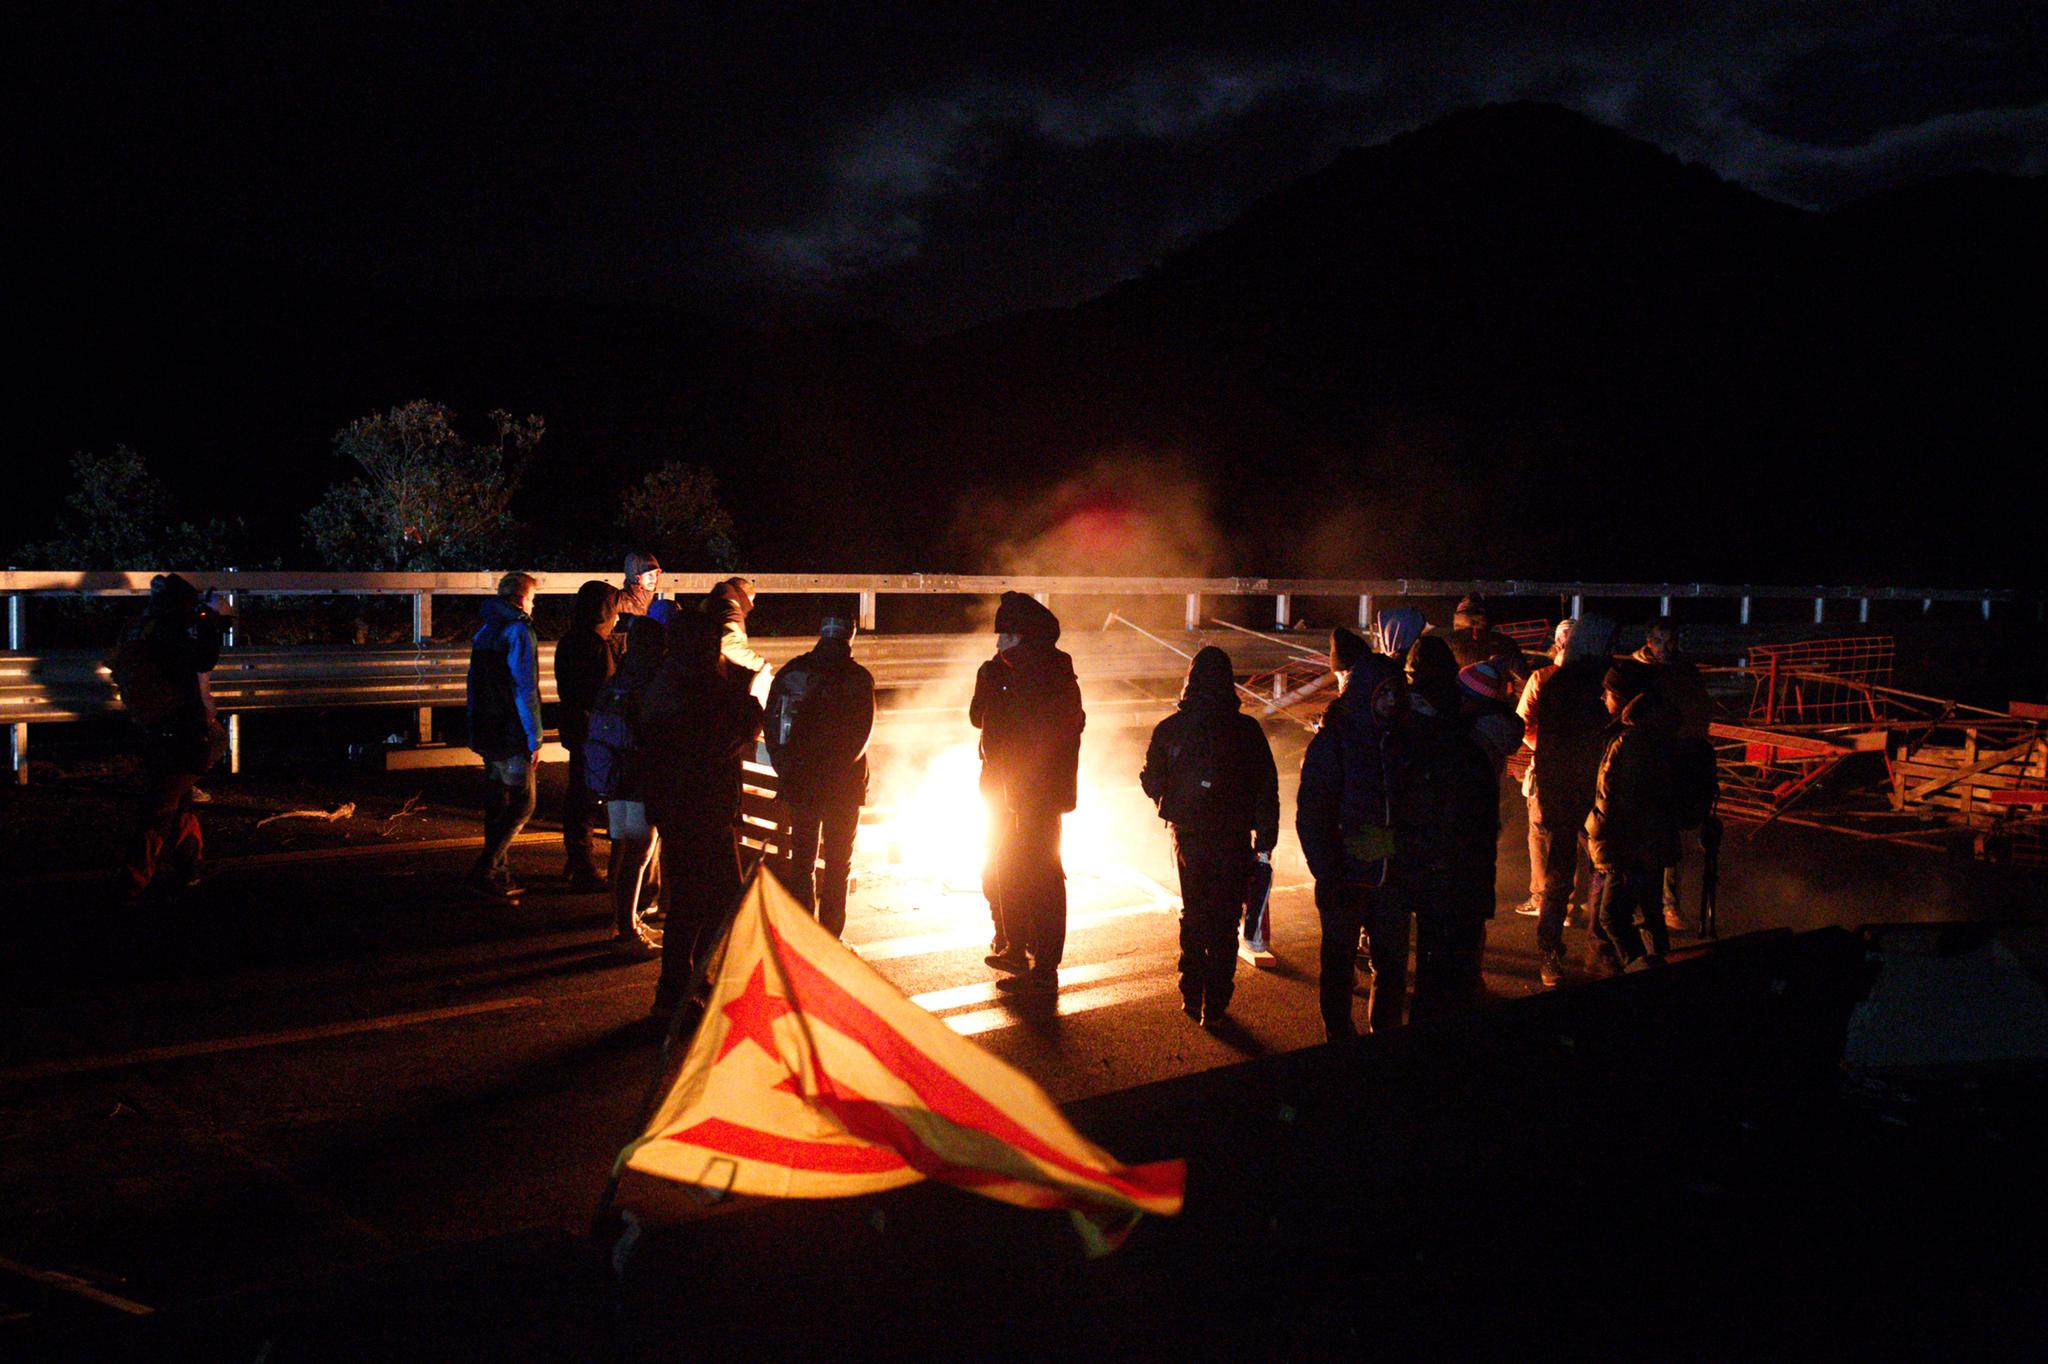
[24,2,2046,333]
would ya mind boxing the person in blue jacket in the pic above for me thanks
[465,571,543,899]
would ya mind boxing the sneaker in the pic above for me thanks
[612,931,660,960]
[1514,898,1543,918]
[1539,949,1565,988]
[1564,900,1588,929]
[984,950,1031,974]
[995,971,1057,994]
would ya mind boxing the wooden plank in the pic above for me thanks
[1903,743,2041,803]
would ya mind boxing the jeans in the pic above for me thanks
[1596,860,1671,963]
[1318,883,1410,1038]
[1172,827,1254,1017]
[786,795,861,938]
[652,816,742,1011]
[475,754,537,881]
[991,805,1066,978]
[561,741,602,878]
[1527,793,1593,954]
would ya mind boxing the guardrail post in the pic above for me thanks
[1921,598,1932,615]
[1858,598,1870,624]
[858,590,877,632]
[226,713,241,775]
[1739,596,1750,625]
[1357,593,1374,631]
[1184,592,1200,632]
[1981,597,1992,621]
[1570,593,1583,619]
[8,723,24,786]
[1658,594,1670,617]
[1813,597,1825,624]
[1274,593,1291,629]
[5,594,22,650]
[413,590,435,744]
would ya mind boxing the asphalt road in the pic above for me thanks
[0,795,2025,1332]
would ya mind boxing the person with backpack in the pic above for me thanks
[1139,646,1279,1025]
[109,573,231,906]
[764,615,876,939]
[587,610,670,955]
[1297,628,1409,1038]
[554,580,623,891]
[972,592,1085,995]
[1515,613,1619,985]
[1586,660,1684,970]
[638,608,764,1016]
[1632,617,1715,933]
[465,571,543,900]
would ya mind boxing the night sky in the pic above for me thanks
[27,2,2046,337]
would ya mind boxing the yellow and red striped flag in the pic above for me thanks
[619,864,1184,1235]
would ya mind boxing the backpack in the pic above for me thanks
[1671,735,1720,830]
[1158,717,1235,830]
[582,680,637,799]
[109,630,189,727]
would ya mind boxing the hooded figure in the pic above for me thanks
[465,573,543,898]
[109,573,229,904]
[1374,607,1427,662]
[600,616,668,953]
[1139,646,1280,1024]
[763,616,876,937]
[971,591,1085,992]
[1515,612,1618,981]
[1397,657,1502,1023]
[639,604,765,1013]
[1297,652,1409,1037]
[619,551,660,618]
[1405,634,1462,720]
[554,580,624,888]
[702,576,772,702]
[1444,595,1529,678]
[1586,661,1682,969]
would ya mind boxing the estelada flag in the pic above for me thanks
[618,864,1184,1234]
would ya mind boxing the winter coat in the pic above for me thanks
[638,639,764,829]
[1461,698,1526,779]
[616,580,655,619]
[971,638,1085,815]
[1139,646,1280,850]
[1586,691,1682,871]
[764,638,876,811]
[1517,613,1616,816]
[554,581,622,747]
[111,600,228,774]
[1296,654,1406,889]
[703,582,768,677]
[467,596,542,761]
[599,617,669,803]
[1395,708,1500,912]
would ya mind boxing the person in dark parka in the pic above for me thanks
[1140,646,1280,1025]
[465,572,543,899]
[1518,612,1618,981]
[109,573,230,904]
[1297,628,1409,1038]
[764,615,876,938]
[1397,678,1502,1021]
[1587,660,1682,971]
[638,609,764,1015]
[971,592,1085,994]
[555,580,623,889]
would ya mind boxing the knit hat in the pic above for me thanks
[992,591,1060,644]
[819,615,856,641]
[1330,626,1372,674]
[624,550,660,578]
[1457,658,1512,702]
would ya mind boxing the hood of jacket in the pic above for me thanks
[993,591,1061,646]
[1331,653,1404,733]
[1563,612,1618,664]
[479,596,530,629]
[1178,645,1240,711]
[571,581,622,636]
[1375,607,1426,658]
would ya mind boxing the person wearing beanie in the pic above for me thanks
[972,591,1085,993]
[1296,651,1409,1038]
[1586,659,1682,971]
[763,616,875,937]
[465,572,544,900]
[1514,612,1620,983]
[1446,594,1529,678]
[702,576,773,703]
[1458,659,1526,778]
[1139,646,1279,1025]
[619,551,661,618]
[108,574,231,905]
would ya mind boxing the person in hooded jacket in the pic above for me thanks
[1586,660,1682,970]
[1139,646,1279,1025]
[638,609,765,1016]
[1297,627,1408,1038]
[555,580,622,890]
[1443,595,1529,679]
[618,551,661,619]
[1405,634,1462,721]
[109,573,231,905]
[702,576,774,703]
[601,613,668,955]
[1397,665,1501,1022]
[1515,612,1619,984]
[971,592,1085,994]
[764,615,875,938]
[1374,606,1427,666]
[465,572,543,899]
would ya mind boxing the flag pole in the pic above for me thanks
[589,860,765,1238]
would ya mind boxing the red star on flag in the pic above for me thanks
[715,961,794,1063]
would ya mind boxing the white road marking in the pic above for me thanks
[943,972,1180,1036]
[849,900,1167,962]
[907,958,1145,1013]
